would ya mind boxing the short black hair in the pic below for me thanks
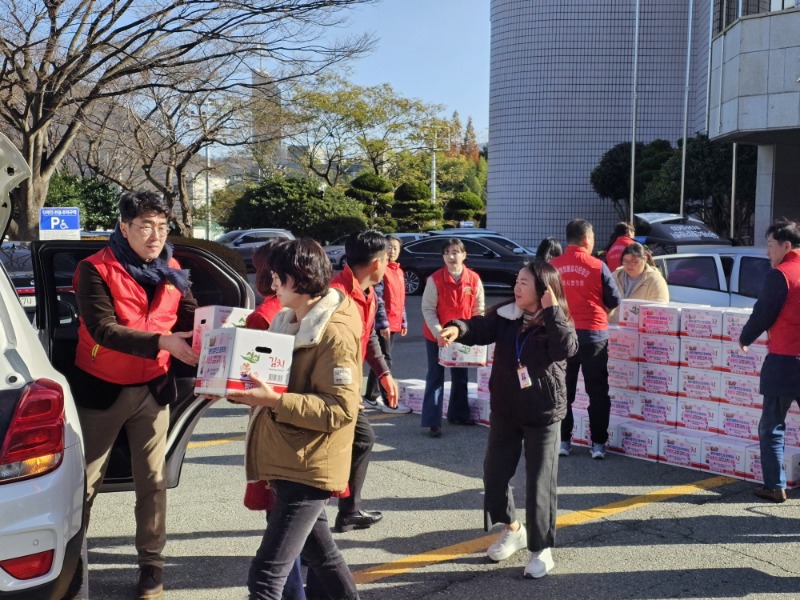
[766,218,800,248]
[535,237,562,262]
[119,191,171,222]
[566,219,593,245]
[441,238,466,254]
[386,235,403,248]
[344,230,388,268]
[270,238,331,298]
[253,239,289,297]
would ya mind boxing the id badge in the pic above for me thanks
[517,365,532,389]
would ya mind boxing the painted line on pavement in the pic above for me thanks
[187,434,245,449]
[352,475,735,584]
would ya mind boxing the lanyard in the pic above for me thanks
[515,327,537,367]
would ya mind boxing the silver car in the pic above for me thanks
[216,228,295,271]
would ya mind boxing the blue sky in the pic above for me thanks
[340,0,490,142]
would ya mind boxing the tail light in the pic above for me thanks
[0,379,65,483]
[0,550,54,580]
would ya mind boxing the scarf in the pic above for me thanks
[108,224,191,294]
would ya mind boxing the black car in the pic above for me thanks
[398,235,532,295]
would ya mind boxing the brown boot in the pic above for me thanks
[136,566,163,599]
[753,486,787,503]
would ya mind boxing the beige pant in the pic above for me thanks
[79,385,169,568]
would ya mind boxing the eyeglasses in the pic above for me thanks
[622,257,643,266]
[133,223,169,238]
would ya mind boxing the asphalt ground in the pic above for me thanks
[83,292,800,599]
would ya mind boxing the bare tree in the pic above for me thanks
[0,0,374,239]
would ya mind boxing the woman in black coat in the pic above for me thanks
[439,260,577,579]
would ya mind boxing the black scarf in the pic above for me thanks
[108,224,191,294]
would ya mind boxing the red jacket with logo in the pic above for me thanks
[381,262,406,332]
[551,245,609,331]
[605,235,636,272]
[75,247,182,384]
[422,267,481,342]
[768,250,800,356]
[331,265,373,361]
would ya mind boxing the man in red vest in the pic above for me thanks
[740,218,800,503]
[330,230,399,532]
[604,222,636,272]
[551,219,621,459]
[364,234,412,413]
[73,191,198,599]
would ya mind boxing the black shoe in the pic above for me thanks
[136,566,163,599]
[429,426,442,438]
[448,418,477,426]
[335,509,384,532]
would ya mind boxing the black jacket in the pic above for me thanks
[449,303,578,427]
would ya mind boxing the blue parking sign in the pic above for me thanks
[39,207,81,240]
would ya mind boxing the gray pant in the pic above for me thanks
[79,385,168,568]
[483,415,560,552]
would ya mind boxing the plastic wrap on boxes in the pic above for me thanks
[680,307,725,340]
[677,398,722,433]
[678,368,723,402]
[640,334,681,366]
[658,428,711,470]
[702,436,756,478]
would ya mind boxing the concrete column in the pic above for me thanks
[754,143,800,242]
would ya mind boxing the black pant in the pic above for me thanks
[337,410,375,516]
[247,480,358,600]
[365,332,396,401]
[483,415,560,552]
[561,340,611,445]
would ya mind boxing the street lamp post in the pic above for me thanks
[205,145,211,240]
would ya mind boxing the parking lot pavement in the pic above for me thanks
[82,293,800,599]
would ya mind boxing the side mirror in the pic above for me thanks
[512,247,525,254]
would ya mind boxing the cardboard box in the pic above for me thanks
[438,343,488,367]
[487,343,495,365]
[573,390,590,412]
[195,328,293,396]
[608,359,639,391]
[680,306,725,340]
[658,427,711,470]
[719,404,761,441]
[639,304,682,336]
[677,398,722,433]
[720,373,762,408]
[639,364,680,396]
[679,337,723,371]
[572,410,589,446]
[784,411,800,447]
[477,366,492,394]
[468,393,491,426]
[678,368,723,402]
[192,305,253,352]
[619,422,672,462]
[618,299,658,329]
[702,436,756,478]
[721,342,767,376]
[722,309,767,345]
[639,392,678,426]
[640,334,681,366]
[606,416,633,454]
[608,327,641,362]
[746,445,800,488]
[398,379,426,414]
[609,387,640,419]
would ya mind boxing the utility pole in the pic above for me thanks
[430,129,438,203]
[205,145,211,240]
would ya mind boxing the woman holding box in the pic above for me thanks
[420,238,485,437]
[609,242,669,323]
[438,260,577,578]
[228,238,362,600]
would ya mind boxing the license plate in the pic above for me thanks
[19,296,36,308]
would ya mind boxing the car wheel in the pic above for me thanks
[405,269,422,295]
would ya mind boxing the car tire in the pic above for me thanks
[405,269,422,295]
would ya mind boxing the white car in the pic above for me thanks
[0,133,255,599]
[652,246,771,307]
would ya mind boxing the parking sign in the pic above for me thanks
[39,207,81,240]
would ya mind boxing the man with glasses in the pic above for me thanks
[71,191,199,599]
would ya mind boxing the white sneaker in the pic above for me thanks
[486,524,527,562]
[523,547,554,579]
[380,401,412,414]
[591,442,607,460]
[559,441,571,457]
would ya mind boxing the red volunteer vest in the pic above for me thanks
[75,247,182,384]
[330,265,371,361]
[551,245,608,331]
[605,235,636,272]
[768,250,800,356]
[422,267,480,342]
[382,262,406,332]
[245,295,283,331]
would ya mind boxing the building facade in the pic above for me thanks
[488,0,799,247]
